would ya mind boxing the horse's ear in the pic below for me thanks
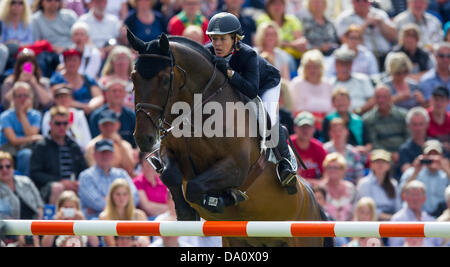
[159,33,170,55]
[127,27,146,53]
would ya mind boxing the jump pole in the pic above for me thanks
[1,220,450,238]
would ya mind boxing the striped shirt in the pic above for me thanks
[78,165,139,218]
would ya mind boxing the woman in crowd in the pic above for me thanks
[0,0,34,46]
[0,82,42,176]
[320,152,356,221]
[323,118,365,184]
[70,21,102,79]
[124,0,167,42]
[356,149,402,221]
[256,0,307,65]
[326,24,379,77]
[299,0,339,56]
[99,178,150,247]
[133,152,169,220]
[384,52,426,110]
[0,151,43,246]
[50,48,104,115]
[346,197,383,247]
[41,190,99,247]
[254,21,294,80]
[289,49,333,119]
[98,45,135,109]
[1,49,52,111]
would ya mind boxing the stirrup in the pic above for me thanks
[276,157,297,186]
[229,189,248,206]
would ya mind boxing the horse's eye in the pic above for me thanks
[161,75,170,87]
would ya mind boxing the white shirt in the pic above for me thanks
[78,45,102,78]
[77,10,121,48]
[329,72,375,111]
[326,44,379,78]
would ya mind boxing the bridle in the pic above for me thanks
[134,50,227,171]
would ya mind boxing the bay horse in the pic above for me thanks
[128,30,330,247]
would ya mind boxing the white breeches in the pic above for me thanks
[260,82,281,127]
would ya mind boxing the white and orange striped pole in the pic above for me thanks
[2,220,450,237]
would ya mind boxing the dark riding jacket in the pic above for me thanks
[205,42,280,99]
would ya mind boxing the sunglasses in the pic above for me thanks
[437,53,450,59]
[355,0,370,3]
[0,164,12,170]
[11,1,24,5]
[53,121,69,126]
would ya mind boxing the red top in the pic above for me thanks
[290,135,327,180]
[167,12,209,44]
[427,108,450,141]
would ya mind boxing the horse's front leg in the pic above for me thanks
[185,155,247,213]
[160,154,200,221]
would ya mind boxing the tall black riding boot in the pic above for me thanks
[275,124,298,194]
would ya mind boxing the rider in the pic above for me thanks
[201,12,298,213]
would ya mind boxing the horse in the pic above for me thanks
[127,30,331,247]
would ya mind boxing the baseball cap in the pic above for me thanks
[54,86,72,96]
[423,140,443,154]
[94,139,114,152]
[370,149,391,162]
[432,86,449,99]
[333,46,356,62]
[294,111,315,127]
[98,109,119,125]
[62,48,82,59]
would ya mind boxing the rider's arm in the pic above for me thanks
[228,49,259,99]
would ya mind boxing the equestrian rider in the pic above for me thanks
[201,12,298,213]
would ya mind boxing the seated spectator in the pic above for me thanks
[1,49,52,111]
[85,109,135,177]
[63,0,86,17]
[428,0,450,24]
[77,0,121,54]
[393,0,443,51]
[99,178,150,247]
[254,21,293,80]
[89,79,136,147]
[362,84,409,162]
[256,0,307,64]
[78,139,139,219]
[437,185,450,246]
[319,152,356,221]
[334,0,397,68]
[41,85,92,152]
[215,0,256,46]
[323,118,365,184]
[346,197,383,247]
[328,46,375,115]
[356,149,402,221]
[385,23,434,82]
[97,45,135,110]
[290,111,327,184]
[398,107,430,174]
[278,79,295,135]
[426,86,450,153]
[0,150,43,246]
[298,0,339,56]
[384,52,426,110]
[418,42,450,106]
[31,0,78,54]
[182,25,204,44]
[389,180,442,247]
[0,82,42,176]
[124,0,168,43]
[167,0,208,44]
[326,24,379,77]
[70,21,102,79]
[50,48,104,115]
[322,87,371,155]
[30,106,88,205]
[41,190,99,247]
[0,34,8,76]
[289,49,333,118]
[0,0,34,46]
[133,152,169,219]
[400,140,450,217]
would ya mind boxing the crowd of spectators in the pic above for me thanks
[0,0,449,247]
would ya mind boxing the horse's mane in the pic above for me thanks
[167,36,214,63]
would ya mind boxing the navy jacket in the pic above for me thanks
[206,42,280,99]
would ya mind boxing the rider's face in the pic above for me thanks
[210,34,235,57]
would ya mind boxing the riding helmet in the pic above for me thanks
[206,12,243,36]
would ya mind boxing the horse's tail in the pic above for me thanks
[319,207,335,247]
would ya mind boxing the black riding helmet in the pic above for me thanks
[206,12,243,36]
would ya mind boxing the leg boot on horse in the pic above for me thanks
[274,124,298,194]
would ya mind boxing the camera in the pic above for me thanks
[420,158,433,165]
[61,208,76,218]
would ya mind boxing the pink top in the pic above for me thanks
[133,174,169,204]
[289,78,333,114]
